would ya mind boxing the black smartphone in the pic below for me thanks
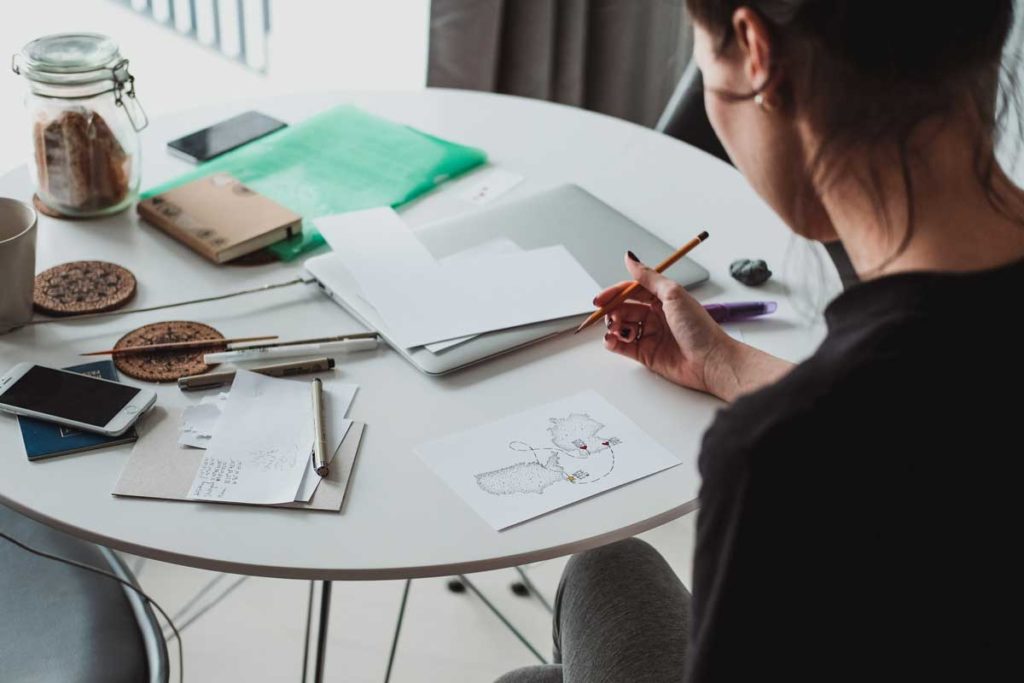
[167,111,287,163]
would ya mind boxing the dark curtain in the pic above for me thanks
[428,0,693,127]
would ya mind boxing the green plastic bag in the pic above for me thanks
[141,105,487,261]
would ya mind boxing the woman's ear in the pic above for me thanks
[731,7,779,106]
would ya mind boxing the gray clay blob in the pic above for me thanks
[730,258,772,286]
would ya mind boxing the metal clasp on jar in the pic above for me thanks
[111,58,148,132]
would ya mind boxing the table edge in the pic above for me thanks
[0,489,698,580]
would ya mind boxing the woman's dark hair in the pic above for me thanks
[687,0,1023,269]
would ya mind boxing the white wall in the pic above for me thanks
[270,0,429,92]
[0,0,430,175]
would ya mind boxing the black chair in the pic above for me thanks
[656,63,859,290]
[1,504,169,683]
[657,63,731,165]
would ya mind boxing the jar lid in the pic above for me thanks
[13,33,124,85]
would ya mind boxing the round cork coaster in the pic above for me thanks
[31,193,109,220]
[34,261,137,316]
[113,321,226,383]
[32,194,71,219]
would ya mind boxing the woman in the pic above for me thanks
[499,1,1023,681]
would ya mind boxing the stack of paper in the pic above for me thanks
[315,208,600,349]
[422,237,523,352]
[181,371,357,505]
[113,371,363,511]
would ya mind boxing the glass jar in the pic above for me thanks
[11,33,148,217]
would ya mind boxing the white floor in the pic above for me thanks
[124,514,696,683]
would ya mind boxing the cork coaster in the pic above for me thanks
[31,193,109,220]
[113,321,226,383]
[34,261,137,316]
[32,194,71,219]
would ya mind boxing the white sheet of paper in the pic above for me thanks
[187,371,314,504]
[425,238,524,353]
[316,208,600,348]
[415,390,682,530]
[458,168,524,205]
[369,245,597,348]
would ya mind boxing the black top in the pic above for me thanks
[688,256,1024,681]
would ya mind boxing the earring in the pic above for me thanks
[754,92,776,112]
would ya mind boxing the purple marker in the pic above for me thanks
[703,301,777,323]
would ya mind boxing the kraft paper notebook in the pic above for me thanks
[137,172,301,263]
[113,406,365,512]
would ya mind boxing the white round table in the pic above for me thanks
[0,89,838,582]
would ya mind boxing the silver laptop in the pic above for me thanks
[305,184,709,375]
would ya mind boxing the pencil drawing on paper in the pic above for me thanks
[475,412,621,496]
[252,448,299,472]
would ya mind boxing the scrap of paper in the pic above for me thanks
[178,392,229,448]
[458,168,525,206]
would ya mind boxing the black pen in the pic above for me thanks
[177,357,335,391]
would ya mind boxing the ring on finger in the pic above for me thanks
[634,321,644,342]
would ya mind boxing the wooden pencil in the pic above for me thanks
[574,231,710,334]
[80,335,279,357]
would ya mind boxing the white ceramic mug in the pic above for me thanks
[0,197,38,333]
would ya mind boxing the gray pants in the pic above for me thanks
[496,538,691,683]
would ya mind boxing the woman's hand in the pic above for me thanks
[599,252,793,402]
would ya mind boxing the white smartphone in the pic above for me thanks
[0,363,157,436]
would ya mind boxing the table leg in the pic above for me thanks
[301,581,314,682]
[458,574,547,664]
[384,579,412,683]
[313,580,332,683]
